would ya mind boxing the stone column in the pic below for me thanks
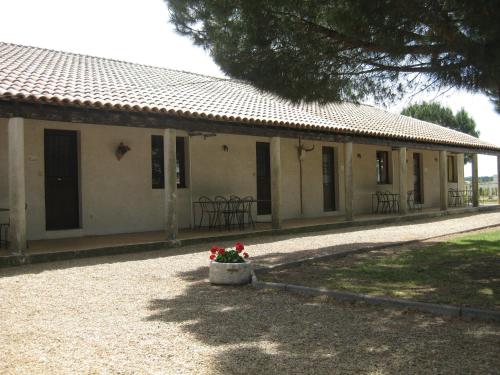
[271,137,282,229]
[344,142,353,221]
[439,150,448,211]
[472,153,479,207]
[8,117,27,254]
[164,128,178,240]
[398,147,408,214]
[497,155,500,205]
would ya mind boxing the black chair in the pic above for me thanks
[197,196,217,229]
[213,196,228,228]
[241,196,255,229]
[228,195,245,229]
[407,190,422,212]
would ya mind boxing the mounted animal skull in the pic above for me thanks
[297,142,315,161]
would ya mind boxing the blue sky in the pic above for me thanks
[1,0,498,176]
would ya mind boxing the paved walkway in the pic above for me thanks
[1,212,499,374]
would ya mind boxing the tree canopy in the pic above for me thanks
[166,0,500,111]
[401,101,479,162]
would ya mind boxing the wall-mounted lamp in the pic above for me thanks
[222,144,229,152]
[357,153,362,159]
[116,142,131,160]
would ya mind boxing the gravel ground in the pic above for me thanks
[1,211,500,374]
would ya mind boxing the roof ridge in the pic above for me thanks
[0,40,233,82]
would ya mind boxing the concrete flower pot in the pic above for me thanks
[209,261,252,285]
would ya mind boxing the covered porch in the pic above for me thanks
[1,205,499,265]
[1,110,500,258]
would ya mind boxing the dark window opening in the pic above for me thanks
[447,155,457,183]
[376,151,390,184]
[151,135,187,189]
[322,147,336,211]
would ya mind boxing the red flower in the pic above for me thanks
[235,242,244,252]
[209,254,216,260]
[218,248,225,255]
[243,252,249,258]
[210,246,218,254]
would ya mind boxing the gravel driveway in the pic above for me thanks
[1,211,500,374]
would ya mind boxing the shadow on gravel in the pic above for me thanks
[145,265,500,374]
[1,211,497,278]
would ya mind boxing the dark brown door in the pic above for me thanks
[256,142,271,215]
[44,130,80,230]
[412,153,423,204]
[322,147,336,211]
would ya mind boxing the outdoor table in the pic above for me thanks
[192,198,256,230]
[372,193,400,214]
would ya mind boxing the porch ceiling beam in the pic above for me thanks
[1,100,499,156]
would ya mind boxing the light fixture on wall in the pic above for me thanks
[357,153,362,159]
[222,144,229,152]
[116,142,131,160]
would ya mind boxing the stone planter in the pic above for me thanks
[209,261,252,285]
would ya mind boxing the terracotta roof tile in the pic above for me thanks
[0,42,498,151]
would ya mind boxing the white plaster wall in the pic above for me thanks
[0,119,8,224]
[0,117,460,240]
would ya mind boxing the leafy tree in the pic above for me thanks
[166,0,500,111]
[401,101,479,163]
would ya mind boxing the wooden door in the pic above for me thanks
[412,153,423,204]
[322,147,336,211]
[256,142,271,215]
[44,129,80,230]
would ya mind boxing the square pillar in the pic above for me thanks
[439,150,448,211]
[344,142,353,221]
[271,137,282,229]
[164,128,178,240]
[398,147,408,214]
[472,154,479,207]
[497,155,500,205]
[8,117,27,254]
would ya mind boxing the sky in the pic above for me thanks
[1,0,498,176]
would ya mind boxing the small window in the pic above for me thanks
[376,151,391,184]
[447,155,457,183]
[151,135,187,189]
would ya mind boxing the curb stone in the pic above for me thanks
[254,221,500,274]
[252,279,500,322]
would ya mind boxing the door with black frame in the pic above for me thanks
[44,129,80,230]
[322,146,336,211]
[256,142,271,215]
[412,153,423,204]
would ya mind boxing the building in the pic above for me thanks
[1,42,499,255]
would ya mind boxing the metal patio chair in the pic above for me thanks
[197,196,217,230]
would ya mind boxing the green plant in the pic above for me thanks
[209,242,249,263]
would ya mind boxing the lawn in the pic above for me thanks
[262,229,500,310]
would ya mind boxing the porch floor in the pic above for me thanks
[1,205,499,261]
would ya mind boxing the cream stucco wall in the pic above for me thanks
[0,117,464,240]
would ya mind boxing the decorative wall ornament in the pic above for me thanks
[116,142,131,160]
[297,141,315,161]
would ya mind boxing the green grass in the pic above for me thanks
[263,230,500,309]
